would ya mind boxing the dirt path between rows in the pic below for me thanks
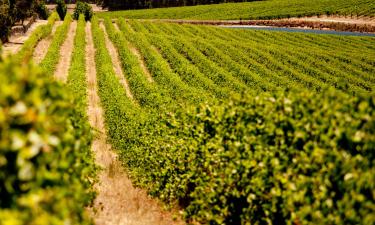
[32,21,63,64]
[128,45,154,83]
[142,16,375,33]
[113,22,120,32]
[54,21,77,82]
[85,22,183,225]
[286,16,375,26]
[99,23,135,101]
[146,16,375,26]
[112,21,154,83]
[1,20,48,57]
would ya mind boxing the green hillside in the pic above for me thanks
[99,0,375,20]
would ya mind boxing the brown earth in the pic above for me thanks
[128,45,154,83]
[32,21,63,64]
[113,21,121,32]
[99,22,135,101]
[1,20,48,57]
[54,21,77,82]
[145,16,375,26]
[11,17,36,35]
[85,22,183,225]
[287,16,375,26]
[113,20,154,83]
[139,16,375,33]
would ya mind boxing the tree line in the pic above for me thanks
[100,0,263,10]
[0,0,49,42]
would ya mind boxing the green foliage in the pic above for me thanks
[134,21,374,95]
[0,57,96,224]
[39,14,72,75]
[117,90,375,224]
[139,21,248,94]
[128,20,229,100]
[12,0,34,26]
[95,18,375,224]
[174,91,374,224]
[35,1,50,20]
[102,0,264,10]
[56,0,67,21]
[0,0,13,42]
[14,12,58,63]
[107,18,208,105]
[67,15,92,143]
[99,0,375,20]
[73,1,93,21]
[0,0,49,42]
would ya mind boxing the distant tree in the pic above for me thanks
[0,0,13,42]
[34,0,50,20]
[13,0,34,31]
[0,0,50,42]
[73,1,93,21]
[56,0,67,20]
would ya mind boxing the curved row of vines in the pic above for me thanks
[93,17,375,224]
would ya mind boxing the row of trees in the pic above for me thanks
[0,0,49,42]
[100,0,263,10]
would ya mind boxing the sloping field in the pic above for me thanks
[94,17,375,224]
[98,0,375,20]
[135,20,375,95]
[1,3,374,224]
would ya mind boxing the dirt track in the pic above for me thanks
[1,20,48,57]
[142,16,375,33]
[128,44,154,83]
[146,16,375,26]
[111,22,154,82]
[287,16,375,26]
[85,22,182,225]
[54,21,77,82]
[99,22,135,100]
[32,21,63,64]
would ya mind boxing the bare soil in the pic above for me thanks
[11,17,36,35]
[286,16,375,26]
[54,21,77,82]
[89,4,108,12]
[114,16,154,82]
[99,22,135,101]
[128,45,154,83]
[113,22,121,32]
[147,16,375,26]
[143,16,375,33]
[85,22,183,225]
[1,20,48,57]
[32,21,63,64]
